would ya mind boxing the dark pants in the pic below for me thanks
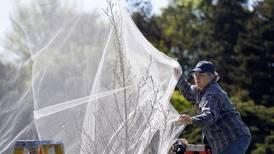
[222,135,251,154]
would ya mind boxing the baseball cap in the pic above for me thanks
[191,61,215,74]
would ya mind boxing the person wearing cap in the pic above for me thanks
[175,61,251,154]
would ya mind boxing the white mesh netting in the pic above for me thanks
[0,0,184,153]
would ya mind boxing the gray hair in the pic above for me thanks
[207,72,220,82]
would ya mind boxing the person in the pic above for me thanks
[175,61,251,154]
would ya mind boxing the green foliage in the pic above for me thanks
[171,90,193,113]
[232,97,274,153]
[235,0,274,106]
[125,0,153,15]
[131,13,171,54]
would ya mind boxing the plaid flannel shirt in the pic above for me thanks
[177,76,251,154]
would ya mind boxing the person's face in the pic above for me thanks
[192,72,214,90]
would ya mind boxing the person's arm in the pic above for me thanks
[191,94,222,127]
[177,75,196,102]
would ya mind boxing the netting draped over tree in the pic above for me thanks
[0,0,184,153]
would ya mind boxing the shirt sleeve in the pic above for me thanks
[191,94,222,127]
[176,75,196,103]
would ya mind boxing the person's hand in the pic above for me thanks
[174,67,182,80]
[179,138,189,145]
[177,114,193,125]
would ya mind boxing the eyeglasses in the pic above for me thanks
[192,72,208,77]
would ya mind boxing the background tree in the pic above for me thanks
[125,0,153,15]
[234,1,274,152]
[235,0,274,106]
